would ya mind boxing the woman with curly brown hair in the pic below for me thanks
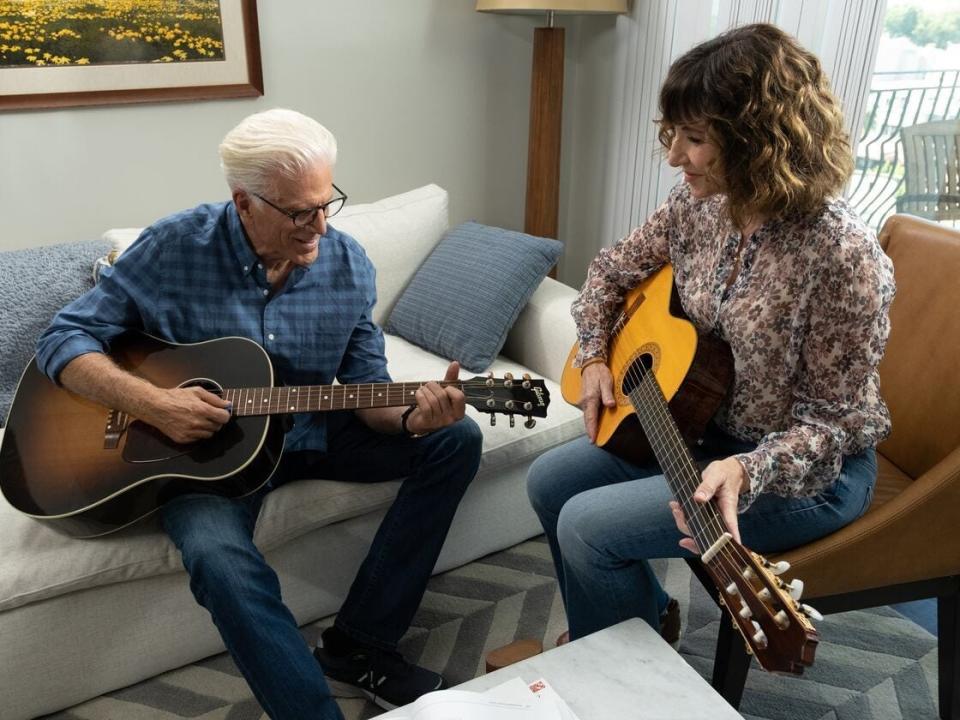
[527,23,896,644]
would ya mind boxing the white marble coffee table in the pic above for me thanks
[377,618,742,719]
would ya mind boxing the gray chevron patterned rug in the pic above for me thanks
[44,537,939,720]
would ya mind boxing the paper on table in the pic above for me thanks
[485,677,581,720]
[382,688,560,720]
[527,678,582,720]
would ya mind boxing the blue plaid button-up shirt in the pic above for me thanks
[36,201,391,453]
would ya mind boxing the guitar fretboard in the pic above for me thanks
[626,369,727,555]
[221,381,459,417]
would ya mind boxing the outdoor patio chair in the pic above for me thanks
[897,119,960,222]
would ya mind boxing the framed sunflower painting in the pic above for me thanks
[0,0,262,111]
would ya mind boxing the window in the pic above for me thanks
[847,1,960,229]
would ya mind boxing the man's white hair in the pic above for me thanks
[219,108,337,195]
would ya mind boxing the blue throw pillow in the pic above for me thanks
[0,239,110,425]
[385,222,562,372]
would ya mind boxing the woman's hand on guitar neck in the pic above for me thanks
[579,362,617,442]
[669,457,749,553]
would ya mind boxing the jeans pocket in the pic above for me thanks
[834,449,877,520]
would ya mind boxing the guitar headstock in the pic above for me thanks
[702,541,820,675]
[463,373,550,429]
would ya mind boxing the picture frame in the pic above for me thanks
[0,0,263,111]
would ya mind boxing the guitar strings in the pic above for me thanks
[604,304,752,598]
[604,315,720,544]
[217,381,537,415]
[630,363,780,641]
[599,304,792,657]
[614,335,753,609]
[629,356,753,585]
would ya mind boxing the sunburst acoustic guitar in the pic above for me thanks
[560,264,820,675]
[0,333,550,539]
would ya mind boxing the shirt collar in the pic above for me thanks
[226,202,319,283]
[226,202,259,278]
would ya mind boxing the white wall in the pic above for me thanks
[0,2,539,252]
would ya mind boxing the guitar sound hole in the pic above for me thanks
[621,354,654,396]
[180,378,223,395]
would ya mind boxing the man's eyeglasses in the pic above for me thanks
[253,184,348,227]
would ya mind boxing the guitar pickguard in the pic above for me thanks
[122,420,245,464]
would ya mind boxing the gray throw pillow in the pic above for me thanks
[385,222,562,372]
[0,239,110,425]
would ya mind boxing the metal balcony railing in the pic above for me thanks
[848,69,960,230]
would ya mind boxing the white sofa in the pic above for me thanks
[0,184,584,719]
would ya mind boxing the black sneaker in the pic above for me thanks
[313,634,445,710]
[660,598,681,646]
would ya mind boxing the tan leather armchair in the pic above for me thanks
[692,214,960,719]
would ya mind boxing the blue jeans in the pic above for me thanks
[526,424,876,640]
[161,415,483,720]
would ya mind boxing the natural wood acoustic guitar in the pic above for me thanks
[0,333,550,539]
[560,264,820,675]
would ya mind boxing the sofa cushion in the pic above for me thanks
[384,334,582,470]
[0,239,111,425]
[0,336,582,613]
[385,222,562,372]
[332,184,449,325]
[0,452,399,613]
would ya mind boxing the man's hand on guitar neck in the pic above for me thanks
[669,457,750,552]
[579,361,617,442]
[355,361,466,437]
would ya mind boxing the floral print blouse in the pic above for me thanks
[572,183,896,510]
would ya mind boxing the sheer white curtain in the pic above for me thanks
[583,0,886,282]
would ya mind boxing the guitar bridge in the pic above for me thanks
[104,410,128,449]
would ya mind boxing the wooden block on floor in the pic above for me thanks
[485,638,544,673]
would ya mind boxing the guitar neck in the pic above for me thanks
[626,371,728,555]
[222,381,460,417]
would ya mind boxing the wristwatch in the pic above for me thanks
[400,405,431,439]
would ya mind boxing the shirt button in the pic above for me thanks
[243,265,249,272]
[268,333,275,341]
[262,288,269,296]
[258,263,263,269]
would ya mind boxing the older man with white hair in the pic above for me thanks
[37,108,483,719]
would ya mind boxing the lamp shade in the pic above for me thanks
[476,0,627,13]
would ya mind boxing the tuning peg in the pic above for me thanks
[522,373,532,389]
[505,400,515,410]
[524,401,533,411]
[485,373,494,387]
[725,582,739,597]
[524,417,536,429]
[787,578,804,601]
[757,588,772,602]
[503,372,514,387]
[509,414,516,428]
[750,621,768,649]
[486,398,496,408]
[768,560,791,575]
[742,567,757,581]
[489,415,496,426]
[801,603,824,621]
[773,610,791,629]
[739,605,753,620]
